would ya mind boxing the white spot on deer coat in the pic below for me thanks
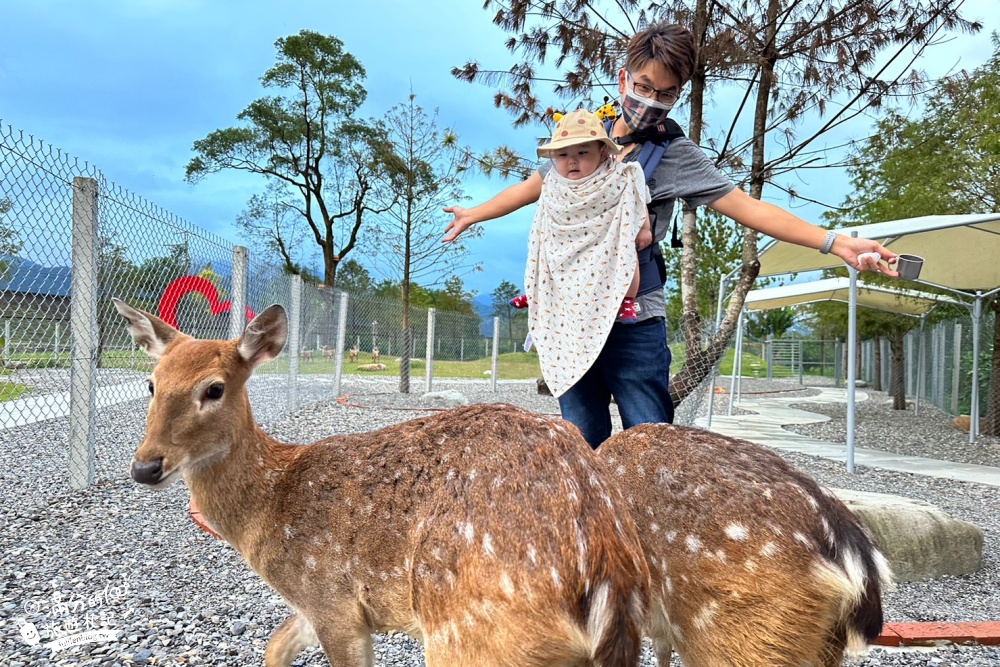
[500,571,515,598]
[551,566,562,589]
[725,523,748,541]
[305,555,316,569]
[586,583,612,647]
[761,542,780,558]
[686,535,702,553]
[483,533,495,557]
[694,601,719,630]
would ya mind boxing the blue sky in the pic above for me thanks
[2,0,996,298]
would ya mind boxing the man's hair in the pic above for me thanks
[624,23,697,86]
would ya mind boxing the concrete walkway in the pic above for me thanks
[0,380,148,429]
[698,387,1000,488]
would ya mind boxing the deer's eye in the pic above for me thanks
[205,383,224,400]
[147,381,154,396]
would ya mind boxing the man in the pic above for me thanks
[443,22,895,448]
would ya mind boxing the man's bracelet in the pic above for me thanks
[819,230,838,255]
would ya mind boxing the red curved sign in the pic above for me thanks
[158,276,256,330]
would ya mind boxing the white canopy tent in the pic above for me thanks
[745,213,1000,470]
[743,277,953,316]
[707,278,964,471]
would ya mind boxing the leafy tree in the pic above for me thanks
[453,0,980,404]
[0,197,20,283]
[367,93,483,392]
[746,308,796,341]
[663,209,742,332]
[185,30,397,287]
[491,280,528,351]
[430,276,476,315]
[826,36,1000,419]
[336,259,373,295]
[0,197,18,257]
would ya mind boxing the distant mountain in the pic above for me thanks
[0,256,71,297]
[472,293,494,320]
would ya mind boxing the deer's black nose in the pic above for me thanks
[131,459,164,485]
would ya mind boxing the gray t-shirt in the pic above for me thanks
[538,138,735,322]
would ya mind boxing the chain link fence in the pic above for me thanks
[0,121,562,505]
[6,111,991,510]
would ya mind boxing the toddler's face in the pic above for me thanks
[552,141,605,180]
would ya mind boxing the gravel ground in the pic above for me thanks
[783,389,1000,468]
[1,374,998,666]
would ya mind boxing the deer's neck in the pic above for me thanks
[184,408,301,555]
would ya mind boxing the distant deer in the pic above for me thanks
[371,346,380,363]
[113,299,650,667]
[348,345,359,363]
[322,346,335,362]
[599,424,892,667]
[301,349,313,363]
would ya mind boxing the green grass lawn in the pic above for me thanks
[0,379,29,401]
[265,351,545,380]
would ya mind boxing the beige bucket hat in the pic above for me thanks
[536,109,624,159]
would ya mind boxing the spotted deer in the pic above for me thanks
[371,346,380,363]
[349,345,360,363]
[113,299,649,667]
[599,424,892,667]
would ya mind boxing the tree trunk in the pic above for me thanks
[889,331,906,410]
[322,241,338,289]
[669,0,759,406]
[873,336,883,392]
[982,298,1000,435]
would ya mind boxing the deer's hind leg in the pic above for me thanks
[265,614,318,667]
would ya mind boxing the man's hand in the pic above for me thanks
[442,206,473,242]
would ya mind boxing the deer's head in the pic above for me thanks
[112,299,287,488]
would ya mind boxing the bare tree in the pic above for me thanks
[453,0,980,403]
[368,93,483,392]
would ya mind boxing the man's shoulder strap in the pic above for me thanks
[605,119,686,184]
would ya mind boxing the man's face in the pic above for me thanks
[618,61,682,105]
[552,140,605,180]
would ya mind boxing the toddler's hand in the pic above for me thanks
[636,228,653,250]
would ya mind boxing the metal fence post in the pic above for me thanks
[333,291,349,397]
[952,322,962,416]
[228,245,248,338]
[425,308,436,393]
[834,339,843,388]
[905,332,914,396]
[798,340,804,384]
[2,320,9,359]
[287,274,302,412]
[766,337,773,380]
[491,317,500,392]
[68,177,99,490]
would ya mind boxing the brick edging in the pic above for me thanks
[876,622,1000,647]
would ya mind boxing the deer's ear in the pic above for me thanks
[112,298,183,359]
[237,304,287,369]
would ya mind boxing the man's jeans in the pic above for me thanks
[557,317,674,449]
